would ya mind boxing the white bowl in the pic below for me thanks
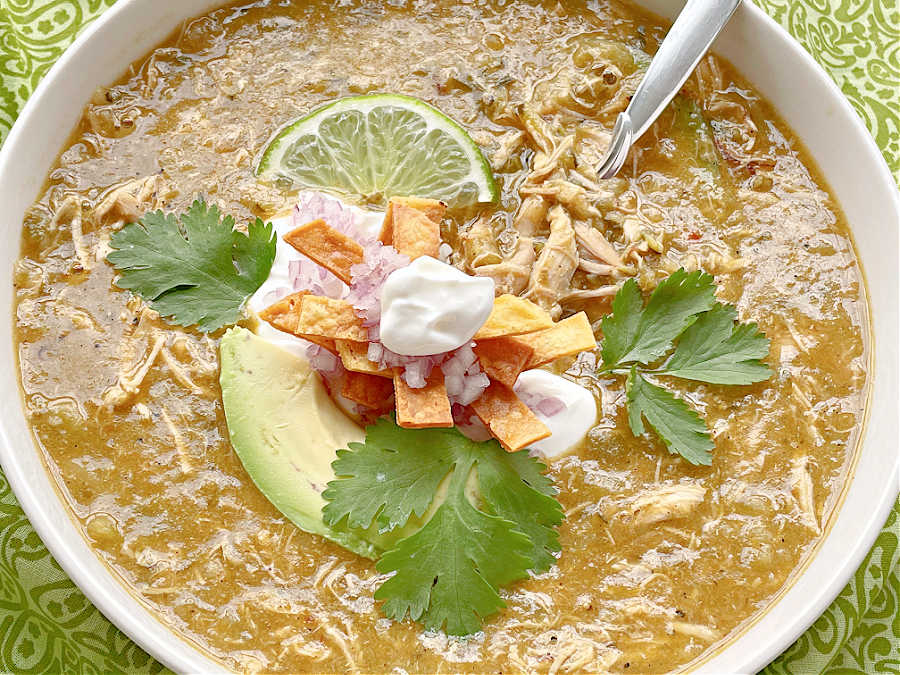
[0,1,897,673]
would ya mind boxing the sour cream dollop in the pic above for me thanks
[514,369,597,458]
[379,256,495,356]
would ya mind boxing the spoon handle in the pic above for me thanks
[597,0,742,178]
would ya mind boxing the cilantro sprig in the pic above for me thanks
[322,418,563,635]
[107,199,276,332]
[599,269,771,465]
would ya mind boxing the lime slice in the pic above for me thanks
[257,94,498,207]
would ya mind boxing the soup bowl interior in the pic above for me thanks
[0,0,896,672]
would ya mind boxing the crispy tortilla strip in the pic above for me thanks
[391,204,441,260]
[394,369,453,428]
[283,218,363,284]
[258,291,307,333]
[335,340,392,378]
[296,295,368,342]
[258,291,336,352]
[379,196,447,245]
[513,312,597,369]
[470,380,551,452]
[473,294,555,339]
[341,371,395,411]
[473,338,534,389]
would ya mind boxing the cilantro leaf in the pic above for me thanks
[598,269,771,464]
[601,270,716,367]
[663,303,772,384]
[107,199,276,332]
[375,460,533,635]
[475,448,563,573]
[322,420,564,635]
[600,276,643,367]
[626,368,714,466]
[322,421,456,533]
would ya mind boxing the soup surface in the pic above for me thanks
[13,0,869,672]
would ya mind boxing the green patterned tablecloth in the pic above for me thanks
[0,0,897,672]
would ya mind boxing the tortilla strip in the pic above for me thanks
[283,218,363,284]
[512,312,597,369]
[258,291,307,332]
[335,339,392,378]
[257,291,336,352]
[473,294,555,339]
[393,369,453,428]
[341,371,395,411]
[296,295,368,342]
[470,380,551,452]
[379,196,447,245]
[391,203,441,260]
[472,338,534,388]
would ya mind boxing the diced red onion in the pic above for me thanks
[452,405,492,441]
[402,360,429,388]
[367,341,383,364]
[305,343,341,374]
[516,388,567,418]
[442,344,489,405]
[288,257,346,299]
[346,239,410,331]
[535,396,566,417]
[294,190,368,241]
[262,288,288,306]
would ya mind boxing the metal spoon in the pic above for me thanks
[596,0,742,178]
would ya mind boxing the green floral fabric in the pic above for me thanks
[0,0,897,673]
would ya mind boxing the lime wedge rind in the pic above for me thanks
[256,94,499,206]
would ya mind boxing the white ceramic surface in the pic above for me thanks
[0,1,897,673]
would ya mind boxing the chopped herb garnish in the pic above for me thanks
[322,417,564,635]
[107,199,276,332]
[599,269,772,465]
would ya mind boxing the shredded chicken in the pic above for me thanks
[694,55,758,165]
[475,195,547,294]
[524,205,578,318]
[101,333,165,408]
[578,259,618,276]
[93,173,169,227]
[561,285,620,303]
[518,103,557,155]
[49,196,92,271]
[529,135,575,183]
[516,626,619,674]
[490,129,525,170]
[159,347,204,395]
[702,251,747,274]
[574,222,624,267]
[521,179,601,220]
[161,407,193,474]
[278,635,330,663]
[790,456,820,533]
[667,620,720,642]
[460,216,502,269]
[322,624,357,672]
[631,484,706,528]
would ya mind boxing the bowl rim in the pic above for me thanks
[0,0,897,673]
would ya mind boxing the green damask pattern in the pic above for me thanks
[0,470,165,673]
[0,0,116,137]
[752,0,900,180]
[761,503,900,675]
[0,0,897,673]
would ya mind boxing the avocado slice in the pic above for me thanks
[219,327,379,558]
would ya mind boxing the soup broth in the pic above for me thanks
[13,0,868,672]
